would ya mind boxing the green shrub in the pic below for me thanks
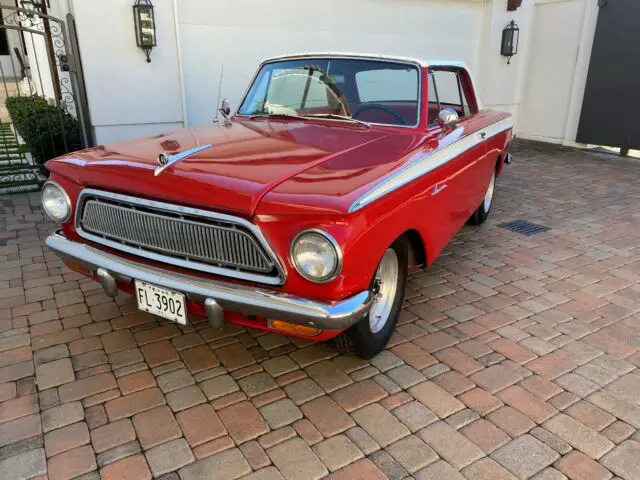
[5,95,82,167]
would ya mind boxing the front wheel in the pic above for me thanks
[468,169,496,225]
[332,237,408,358]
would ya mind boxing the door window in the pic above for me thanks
[428,69,476,125]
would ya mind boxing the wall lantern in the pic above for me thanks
[20,0,49,9]
[133,0,157,63]
[501,20,519,65]
[20,0,49,15]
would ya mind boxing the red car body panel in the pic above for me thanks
[45,56,513,341]
[46,121,393,217]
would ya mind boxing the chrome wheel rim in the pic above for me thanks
[369,248,399,334]
[484,171,496,212]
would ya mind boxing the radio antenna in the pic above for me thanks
[214,64,224,123]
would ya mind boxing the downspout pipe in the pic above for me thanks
[172,0,188,126]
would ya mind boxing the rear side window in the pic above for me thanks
[428,69,476,125]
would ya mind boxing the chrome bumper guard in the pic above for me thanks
[45,232,372,331]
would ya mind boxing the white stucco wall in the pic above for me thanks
[0,0,25,83]
[475,0,535,125]
[0,0,51,95]
[64,0,184,145]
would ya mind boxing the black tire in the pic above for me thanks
[331,236,409,358]
[468,169,496,226]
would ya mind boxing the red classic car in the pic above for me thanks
[42,53,512,358]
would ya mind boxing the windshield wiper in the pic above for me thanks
[303,113,371,129]
[250,112,371,129]
[249,113,307,121]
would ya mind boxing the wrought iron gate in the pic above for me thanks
[576,0,640,154]
[0,5,92,193]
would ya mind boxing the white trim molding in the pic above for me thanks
[172,0,188,127]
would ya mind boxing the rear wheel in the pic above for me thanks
[332,237,408,358]
[468,169,496,225]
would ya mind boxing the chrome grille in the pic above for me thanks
[80,198,274,274]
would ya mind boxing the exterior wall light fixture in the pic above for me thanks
[501,20,520,65]
[133,0,156,63]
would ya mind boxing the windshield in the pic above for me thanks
[238,58,420,127]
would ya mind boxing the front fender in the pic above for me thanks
[255,176,441,303]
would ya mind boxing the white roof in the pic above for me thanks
[261,52,470,70]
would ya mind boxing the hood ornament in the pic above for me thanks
[154,144,213,176]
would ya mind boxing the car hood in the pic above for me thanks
[46,119,424,216]
[47,119,420,216]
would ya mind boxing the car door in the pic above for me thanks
[414,133,458,260]
[428,69,489,235]
[445,124,489,230]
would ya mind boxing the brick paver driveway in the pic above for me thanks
[2,140,640,480]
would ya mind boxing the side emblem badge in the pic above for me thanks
[158,152,170,166]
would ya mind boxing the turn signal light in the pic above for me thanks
[64,260,92,277]
[269,320,320,337]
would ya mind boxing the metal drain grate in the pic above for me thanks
[498,220,551,236]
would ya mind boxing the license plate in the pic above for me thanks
[135,280,187,325]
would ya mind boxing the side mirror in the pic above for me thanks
[437,108,459,130]
[219,98,231,118]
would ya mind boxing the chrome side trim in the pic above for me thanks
[46,232,371,330]
[235,55,423,129]
[349,117,514,212]
[74,189,286,286]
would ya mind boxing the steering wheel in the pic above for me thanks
[352,103,407,125]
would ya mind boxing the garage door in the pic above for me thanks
[177,0,485,125]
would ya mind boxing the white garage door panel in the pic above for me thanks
[178,0,483,126]
[178,0,481,34]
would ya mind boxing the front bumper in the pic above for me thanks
[45,232,372,331]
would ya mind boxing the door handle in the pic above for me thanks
[478,132,487,140]
[432,183,448,196]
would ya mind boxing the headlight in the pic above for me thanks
[291,229,342,283]
[41,181,71,223]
